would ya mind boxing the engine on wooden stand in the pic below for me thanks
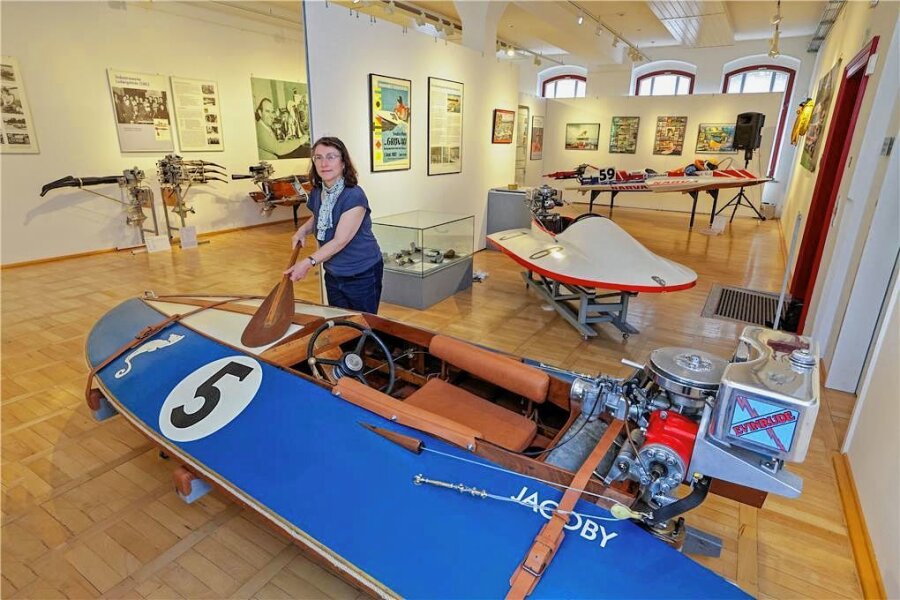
[544,326,819,555]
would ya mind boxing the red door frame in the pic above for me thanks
[790,37,880,332]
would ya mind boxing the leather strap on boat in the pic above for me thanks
[506,419,624,600]
[84,297,247,409]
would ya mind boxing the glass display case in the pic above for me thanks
[373,210,474,277]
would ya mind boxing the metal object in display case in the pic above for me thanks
[372,211,474,309]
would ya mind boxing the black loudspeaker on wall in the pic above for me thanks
[733,112,765,150]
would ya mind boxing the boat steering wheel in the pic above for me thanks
[306,319,396,395]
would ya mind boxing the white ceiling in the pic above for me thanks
[214,0,826,67]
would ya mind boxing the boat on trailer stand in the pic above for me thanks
[85,293,819,598]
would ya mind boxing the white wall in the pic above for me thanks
[843,276,900,600]
[0,1,309,265]
[540,93,782,214]
[304,2,518,250]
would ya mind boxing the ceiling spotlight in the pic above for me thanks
[576,11,584,25]
[414,11,426,27]
[534,55,542,66]
[353,0,361,3]
[771,13,782,24]
[385,0,395,15]
[611,37,620,48]
[506,47,516,57]
[444,22,454,36]
[595,25,603,36]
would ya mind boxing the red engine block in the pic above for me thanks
[644,410,699,470]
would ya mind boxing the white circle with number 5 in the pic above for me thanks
[159,356,262,442]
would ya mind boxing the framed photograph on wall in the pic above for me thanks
[107,69,175,152]
[251,77,310,160]
[427,77,463,176]
[565,123,600,150]
[695,123,736,153]
[491,109,515,144]
[369,73,411,172]
[653,116,688,155]
[530,115,544,160]
[1,56,39,153]
[171,76,224,152]
[609,116,639,154]
[801,59,841,172]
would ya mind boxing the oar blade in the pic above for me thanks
[241,278,296,347]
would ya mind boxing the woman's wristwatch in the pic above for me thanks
[307,256,318,266]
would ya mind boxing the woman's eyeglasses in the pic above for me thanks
[312,153,341,163]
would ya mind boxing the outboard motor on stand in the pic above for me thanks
[526,185,566,233]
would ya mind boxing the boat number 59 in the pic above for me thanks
[159,356,262,442]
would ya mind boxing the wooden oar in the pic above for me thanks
[241,245,302,347]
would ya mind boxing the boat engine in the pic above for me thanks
[526,185,566,233]
[546,326,819,532]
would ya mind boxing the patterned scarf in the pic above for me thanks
[316,177,345,241]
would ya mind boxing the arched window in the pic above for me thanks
[634,70,694,96]
[723,65,797,177]
[542,75,586,99]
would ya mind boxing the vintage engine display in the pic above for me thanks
[40,168,160,246]
[232,161,310,225]
[156,153,228,237]
[526,184,566,233]
[547,326,818,544]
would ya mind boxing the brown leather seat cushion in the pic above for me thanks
[405,378,537,452]
[429,335,550,404]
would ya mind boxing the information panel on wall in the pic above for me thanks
[107,69,175,152]
[171,76,224,152]
[1,56,39,154]
[369,73,411,172]
[427,77,463,176]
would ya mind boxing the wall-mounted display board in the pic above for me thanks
[565,123,600,150]
[492,109,514,144]
[530,116,544,160]
[368,73,411,172]
[801,59,841,172]
[107,69,174,152]
[171,76,224,152]
[653,116,688,155]
[609,117,639,154]
[251,77,310,160]
[1,56,38,153]
[427,77,463,175]
[695,123,736,153]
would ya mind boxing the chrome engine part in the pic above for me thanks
[548,325,820,524]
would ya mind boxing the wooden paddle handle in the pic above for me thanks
[263,246,304,327]
[285,244,303,271]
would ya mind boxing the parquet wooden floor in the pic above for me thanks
[1,206,863,599]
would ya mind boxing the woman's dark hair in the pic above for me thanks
[308,136,358,188]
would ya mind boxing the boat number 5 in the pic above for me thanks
[159,356,263,442]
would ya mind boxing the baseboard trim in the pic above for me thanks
[833,452,886,599]
[0,217,304,270]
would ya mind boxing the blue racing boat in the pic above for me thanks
[85,293,819,598]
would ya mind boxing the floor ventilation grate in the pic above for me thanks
[702,284,785,327]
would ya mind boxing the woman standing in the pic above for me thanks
[284,137,384,313]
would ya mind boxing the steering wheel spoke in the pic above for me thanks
[354,331,371,355]
[315,357,341,367]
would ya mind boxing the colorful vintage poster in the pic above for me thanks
[609,116,639,154]
[801,59,842,172]
[171,76,224,152]
[1,56,38,153]
[251,77,310,160]
[530,115,544,160]
[108,69,174,152]
[492,109,515,144]
[369,74,411,172]
[695,123,736,153]
[427,77,463,175]
[565,123,600,150]
[653,116,688,155]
